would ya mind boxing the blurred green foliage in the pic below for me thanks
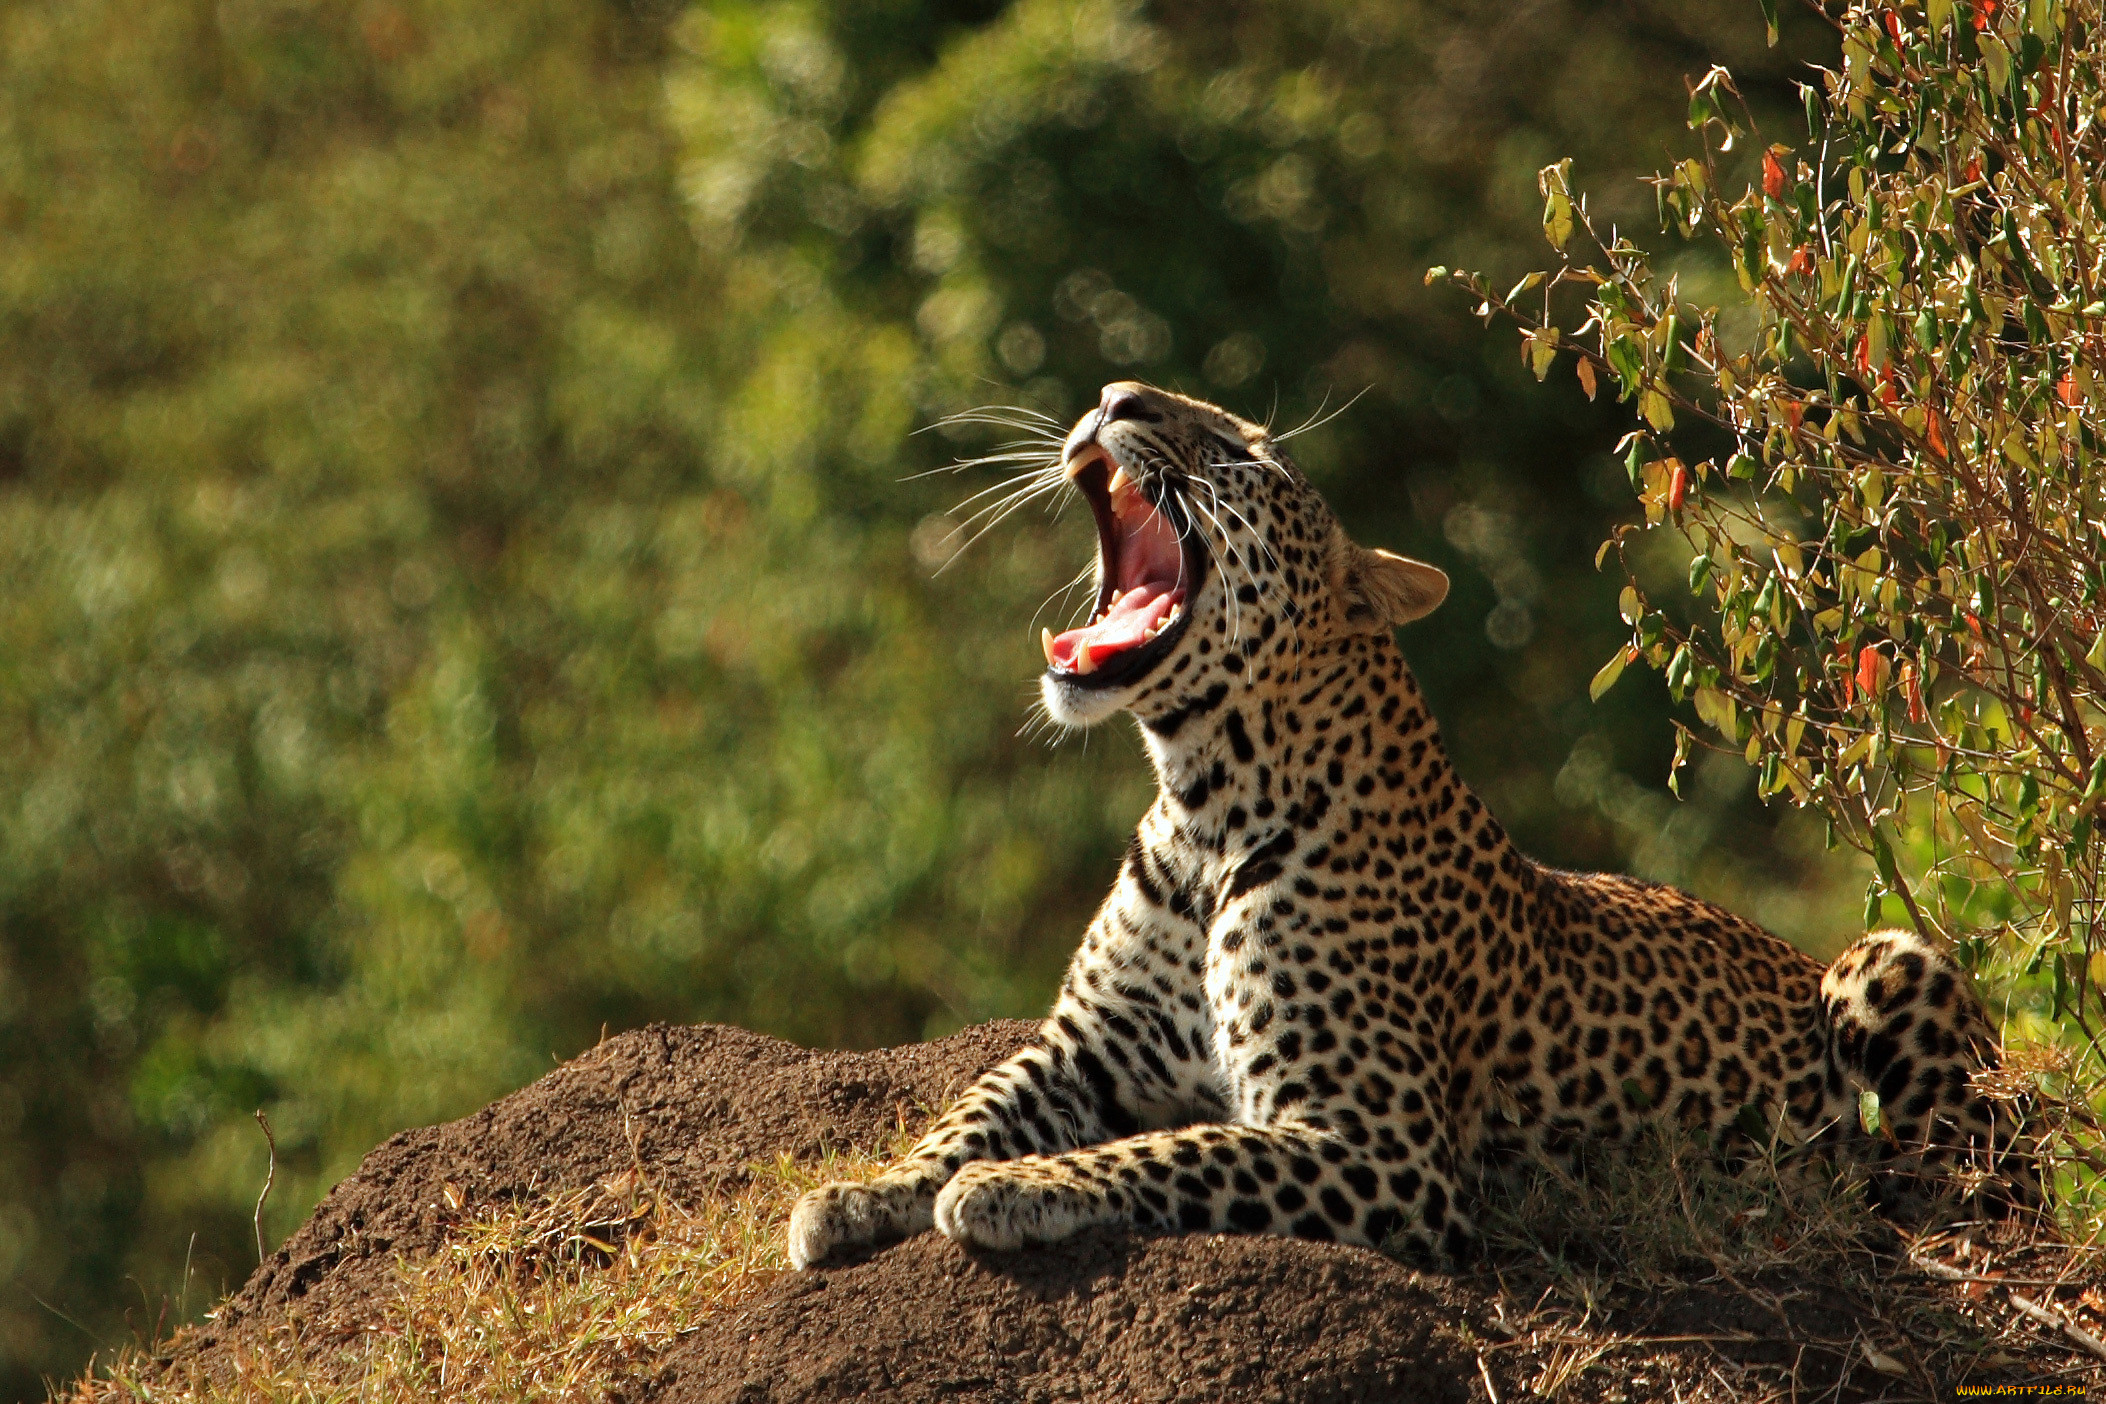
[2,0,1852,1395]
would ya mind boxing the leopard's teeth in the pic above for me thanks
[1074,647,1097,676]
[1108,467,1137,508]
[1042,628,1056,666]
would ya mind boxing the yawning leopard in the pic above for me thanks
[788,381,2031,1269]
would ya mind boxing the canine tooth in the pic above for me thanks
[1075,647,1097,676]
[1108,467,1135,501]
[1042,628,1056,666]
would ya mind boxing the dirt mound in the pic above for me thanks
[198,1020,1036,1355]
[652,1230,1488,1403]
[130,1020,2095,1404]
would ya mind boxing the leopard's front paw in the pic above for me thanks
[786,1178,932,1270]
[934,1160,1106,1252]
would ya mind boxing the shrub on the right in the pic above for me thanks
[1443,0,2105,1230]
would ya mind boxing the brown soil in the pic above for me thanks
[201,1020,1038,1352]
[132,1020,2101,1403]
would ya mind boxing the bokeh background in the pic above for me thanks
[1,0,1859,1394]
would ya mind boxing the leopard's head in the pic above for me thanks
[1041,381,1448,730]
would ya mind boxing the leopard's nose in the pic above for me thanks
[1065,382,1162,464]
[1099,383,1151,425]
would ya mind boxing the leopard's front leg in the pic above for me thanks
[930,1118,1474,1265]
[786,1033,1116,1268]
[789,847,1218,1269]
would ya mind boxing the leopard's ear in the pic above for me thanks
[1339,543,1448,629]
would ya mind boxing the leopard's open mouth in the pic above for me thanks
[1042,445,1207,691]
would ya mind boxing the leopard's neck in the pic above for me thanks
[1135,631,1516,877]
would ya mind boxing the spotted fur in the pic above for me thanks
[787,382,2032,1270]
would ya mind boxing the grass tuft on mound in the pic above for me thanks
[61,1139,906,1404]
[1467,1112,2106,1398]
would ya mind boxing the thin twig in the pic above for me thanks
[1476,1351,1503,1404]
[254,1109,277,1265]
[2009,1292,2106,1362]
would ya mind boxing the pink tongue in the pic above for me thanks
[1051,585,1183,671]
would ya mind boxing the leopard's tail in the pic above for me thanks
[1818,929,2040,1218]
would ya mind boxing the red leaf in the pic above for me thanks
[1839,640,1856,705]
[1787,245,1816,277]
[1853,333,1872,381]
[2060,372,2079,406]
[1763,150,1788,201]
[1667,462,1691,512]
[1883,9,1905,41]
[1973,0,1998,30]
[1903,662,1926,724]
[1927,410,1948,457]
[1857,645,1883,700]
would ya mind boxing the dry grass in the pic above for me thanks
[1465,1111,2106,1400]
[60,1136,910,1404]
[1473,1120,1893,1303]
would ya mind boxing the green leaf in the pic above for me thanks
[1693,686,1735,736]
[1537,159,1576,253]
[1980,31,2011,90]
[1590,648,1630,702]
[1870,828,1899,887]
[1623,1078,1653,1109]
[1528,328,1560,381]
[1858,1089,1882,1135]
[1758,0,1780,44]
[1543,189,1574,253]
[1606,336,1645,392]
[1641,386,1676,431]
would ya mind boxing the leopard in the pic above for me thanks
[788,380,2033,1271]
